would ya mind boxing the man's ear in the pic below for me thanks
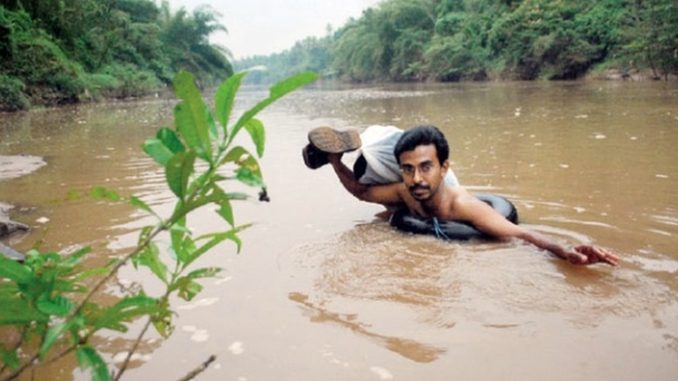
[441,159,450,170]
[441,159,449,176]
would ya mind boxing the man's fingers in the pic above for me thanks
[592,247,619,266]
[574,245,620,266]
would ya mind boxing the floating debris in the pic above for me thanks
[190,329,209,343]
[370,366,393,380]
[655,174,669,179]
[594,133,606,139]
[228,341,244,355]
[36,217,49,224]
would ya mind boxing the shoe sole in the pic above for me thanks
[308,127,361,154]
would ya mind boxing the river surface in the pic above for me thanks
[1,81,677,380]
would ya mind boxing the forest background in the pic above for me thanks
[1,0,677,111]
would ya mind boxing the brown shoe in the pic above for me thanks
[302,143,329,169]
[307,127,361,154]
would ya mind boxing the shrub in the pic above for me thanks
[0,75,30,111]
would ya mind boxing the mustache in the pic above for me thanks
[409,184,430,192]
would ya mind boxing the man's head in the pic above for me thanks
[394,125,449,165]
[394,125,450,201]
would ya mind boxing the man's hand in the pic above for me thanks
[327,152,343,166]
[562,245,619,266]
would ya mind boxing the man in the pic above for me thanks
[315,125,619,266]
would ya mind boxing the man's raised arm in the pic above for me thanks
[327,153,405,206]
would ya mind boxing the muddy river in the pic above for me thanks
[1,81,677,380]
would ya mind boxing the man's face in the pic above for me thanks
[398,144,448,201]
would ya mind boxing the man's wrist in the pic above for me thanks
[327,153,342,166]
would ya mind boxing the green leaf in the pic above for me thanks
[129,196,155,216]
[269,71,319,99]
[1,345,19,370]
[220,146,263,187]
[215,71,247,130]
[173,71,212,162]
[157,127,185,153]
[244,118,266,157]
[151,300,173,338]
[69,266,108,283]
[93,295,159,332]
[39,321,68,359]
[165,150,196,199]
[207,110,218,139]
[0,297,48,324]
[217,197,234,227]
[133,243,167,284]
[36,294,74,317]
[0,256,33,283]
[89,187,121,202]
[143,138,174,166]
[236,167,263,187]
[226,192,249,200]
[221,145,250,165]
[76,346,111,381]
[170,218,190,264]
[179,227,245,268]
[61,246,91,267]
[229,72,317,143]
[187,267,222,280]
[173,277,203,301]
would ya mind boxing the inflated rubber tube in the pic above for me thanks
[389,193,519,240]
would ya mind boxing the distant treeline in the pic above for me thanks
[0,0,232,111]
[236,0,677,84]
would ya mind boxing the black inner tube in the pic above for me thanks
[389,193,518,240]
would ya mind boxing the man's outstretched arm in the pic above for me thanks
[455,195,619,266]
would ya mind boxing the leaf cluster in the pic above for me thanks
[0,70,317,381]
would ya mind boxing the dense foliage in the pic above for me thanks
[0,70,317,381]
[0,0,233,111]
[237,0,677,83]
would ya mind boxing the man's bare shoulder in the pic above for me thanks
[446,186,484,218]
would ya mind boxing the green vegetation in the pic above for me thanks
[0,70,317,381]
[0,1,233,111]
[237,0,677,83]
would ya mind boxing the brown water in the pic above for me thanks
[1,81,677,380]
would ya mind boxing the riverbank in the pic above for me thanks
[0,155,45,239]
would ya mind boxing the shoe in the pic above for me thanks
[307,127,361,154]
[302,143,329,169]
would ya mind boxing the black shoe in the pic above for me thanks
[302,143,329,169]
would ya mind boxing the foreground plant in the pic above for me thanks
[0,70,317,381]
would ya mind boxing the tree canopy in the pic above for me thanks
[236,0,677,84]
[0,0,233,111]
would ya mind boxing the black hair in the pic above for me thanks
[393,125,449,164]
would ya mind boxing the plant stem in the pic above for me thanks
[113,317,154,381]
[175,355,216,381]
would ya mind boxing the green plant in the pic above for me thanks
[0,69,317,381]
[0,75,30,111]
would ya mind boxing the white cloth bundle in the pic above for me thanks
[357,125,460,186]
